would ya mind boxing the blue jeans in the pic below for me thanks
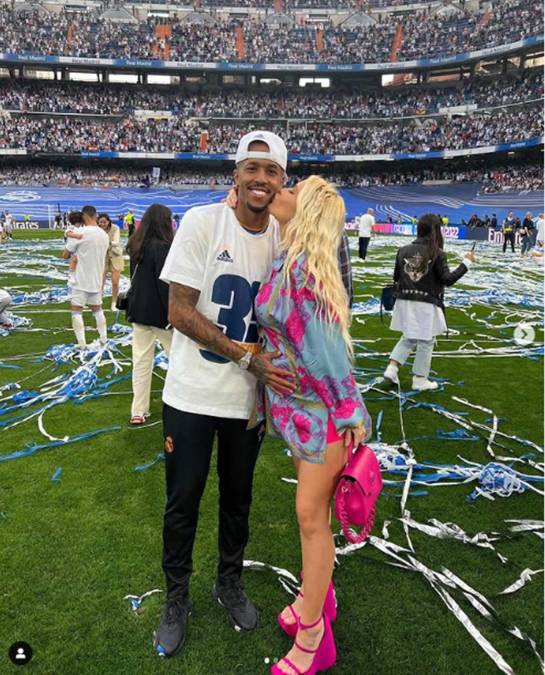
[391,337,435,378]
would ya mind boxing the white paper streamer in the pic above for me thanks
[123,588,163,612]
[498,568,544,595]
[399,515,505,560]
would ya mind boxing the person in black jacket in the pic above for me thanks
[383,213,476,391]
[502,212,516,253]
[126,203,174,425]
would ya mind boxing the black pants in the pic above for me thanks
[359,236,370,260]
[503,232,515,252]
[162,404,262,599]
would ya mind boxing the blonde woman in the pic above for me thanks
[98,213,125,310]
[254,176,372,674]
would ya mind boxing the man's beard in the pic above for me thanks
[246,202,269,213]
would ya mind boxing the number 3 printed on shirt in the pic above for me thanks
[200,274,261,363]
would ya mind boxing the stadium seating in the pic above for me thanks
[0,0,541,64]
[0,105,542,155]
[0,70,541,117]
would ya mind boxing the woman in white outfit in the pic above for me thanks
[383,213,476,391]
[126,204,174,425]
[98,213,125,311]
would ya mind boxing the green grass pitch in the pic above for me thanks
[0,229,543,674]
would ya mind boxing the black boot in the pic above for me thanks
[212,577,258,632]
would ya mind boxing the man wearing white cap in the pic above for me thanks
[154,131,296,658]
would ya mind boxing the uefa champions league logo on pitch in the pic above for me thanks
[1,191,41,203]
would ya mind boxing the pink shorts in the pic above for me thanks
[326,416,342,444]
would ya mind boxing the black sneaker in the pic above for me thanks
[153,595,192,658]
[212,577,258,632]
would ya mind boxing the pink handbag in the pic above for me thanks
[334,444,383,544]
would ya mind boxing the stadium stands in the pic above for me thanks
[122,0,432,7]
[0,0,541,188]
[0,0,541,64]
[0,163,542,192]
[0,70,541,117]
[125,0,362,7]
[0,105,541,154]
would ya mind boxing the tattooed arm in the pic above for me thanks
[168,282,295,395]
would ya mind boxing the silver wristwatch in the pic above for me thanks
[237,350,253,370]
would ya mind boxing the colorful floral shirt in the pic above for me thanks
[254,251,372,464]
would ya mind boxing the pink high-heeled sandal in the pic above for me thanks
[277,580,337,638]
[271,614,336,675]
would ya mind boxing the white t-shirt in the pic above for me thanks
[160,203,280,419]
[358,213,375,238]
[65,225,109,293]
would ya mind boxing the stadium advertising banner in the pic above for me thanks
[373,223,492,241]
[72,138,543,163]
[11,220,43,230]
[2,140,543,162]
[0,36,541,73]
[487,229,523,246]
[374,223,418,236]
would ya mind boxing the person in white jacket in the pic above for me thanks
[358,207,375,260]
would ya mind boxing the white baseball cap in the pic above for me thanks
[235,130,288,171]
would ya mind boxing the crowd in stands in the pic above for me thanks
[284,107,542,154]
[168,21,239,62]
[1,163,542,192]
[477,165,543,193]
[100,0,430,8]
[369,0,432,6]
[1,104,541,154]
[108,0,447,7]
[341,164,544,192]
[0,70,541,118]
[396,1,542,61]
[0,0,541,64]
[129,0,363,7]
[0,165,223,187]
[0,8,160,60]
[237,20,395,64]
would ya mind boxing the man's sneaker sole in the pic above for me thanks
[212,584,255,633]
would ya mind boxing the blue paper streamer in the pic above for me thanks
[0,426,121,463]
[134,453,164,472]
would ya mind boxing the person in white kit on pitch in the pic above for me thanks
[358,207,375,260]
[63,205,109,350]
[0,288,13,327]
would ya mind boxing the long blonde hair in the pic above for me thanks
[281,175,352,355]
